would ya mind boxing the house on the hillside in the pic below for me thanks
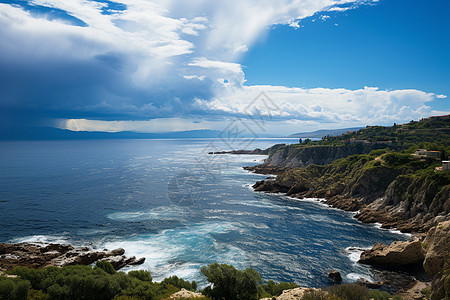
[429,114,450,121]
[435,161,450,172]
[413,149,440,159]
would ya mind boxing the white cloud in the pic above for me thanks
[289,21,301,28]
[61,118,217,133]
[195,85,439,125]
[1,0,444,135]
[183,75,206,81]
[188,57,243,74]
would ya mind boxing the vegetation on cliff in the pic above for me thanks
[253,116,449,171]
[308,116,450,147]
[254,145,449,232]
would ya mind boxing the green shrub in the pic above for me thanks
[95,261,116,275]
[27,289,50,300]
[328,283,369,300]
[128,270,152,282]
[368,289,395,300]
[300,289,328,300]
[200,263,262,300]
[160,276,196,291]
[259,280,299,297]
[0,277,31,300]
[420,287,431,299]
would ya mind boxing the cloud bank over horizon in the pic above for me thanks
[0,0,447,135]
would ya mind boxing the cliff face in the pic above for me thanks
[362,178,450,232]
[248,144,394,173]
[251,149,450,233]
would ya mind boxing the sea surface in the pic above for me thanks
[0,139,409,287]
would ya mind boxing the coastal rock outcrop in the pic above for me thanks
[169,288,204,299]
[358,239,424,267]
[328,270,342,284]
[248,148,450,233]
[260,287,322,300]
[0,242,145,271]
[423,221,450,278]
[421,221,450,300]
[258,144,390,169]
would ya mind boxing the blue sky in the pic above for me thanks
[0,0,449,135]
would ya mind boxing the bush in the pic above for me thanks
[300,289,328,300]
[0,277,31,300]
[161,276,196,291]
[128,270,152,282]
[259,280,299,298]
[368,289,395,300]
[95,261,116,275]
[7,264,196,300]
[200,263,262,300]
[328,283,369,300]
[28,289,50,300]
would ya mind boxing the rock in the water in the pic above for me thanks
[102,255,145,270]
[169,288,204,299]
[328,270,342,284]
[358,239,424,266]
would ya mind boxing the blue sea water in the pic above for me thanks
[0,139,409,287]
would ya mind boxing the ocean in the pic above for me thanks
[0,139,409,287]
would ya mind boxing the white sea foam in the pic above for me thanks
[10,235,71,245]
[346,273,374,282]
[102,222,246,283]
[286,196,333,209]
[373,222,412,237]
[344,246,371,263]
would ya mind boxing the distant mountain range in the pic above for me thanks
[0,126,365,140]
[288,127,363,138]
[0,127,224,140]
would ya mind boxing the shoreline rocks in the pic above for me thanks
[208,148,267,155]
[248,163,449,233]
[358,239,425,267]
[0,242,145,271]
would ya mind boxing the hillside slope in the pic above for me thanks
[246,116,450,233]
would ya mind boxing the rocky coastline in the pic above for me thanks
[0,242,145,271]
[245,157,449,233]
[239,143,449,299]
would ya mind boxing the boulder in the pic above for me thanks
[422,220,450,278]
[102,255,145,270]
[358,239,424,266]
[328,270,342,284]
[421,221,450,300]
[169,288,204,299]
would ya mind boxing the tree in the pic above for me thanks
[200,263,262,300]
